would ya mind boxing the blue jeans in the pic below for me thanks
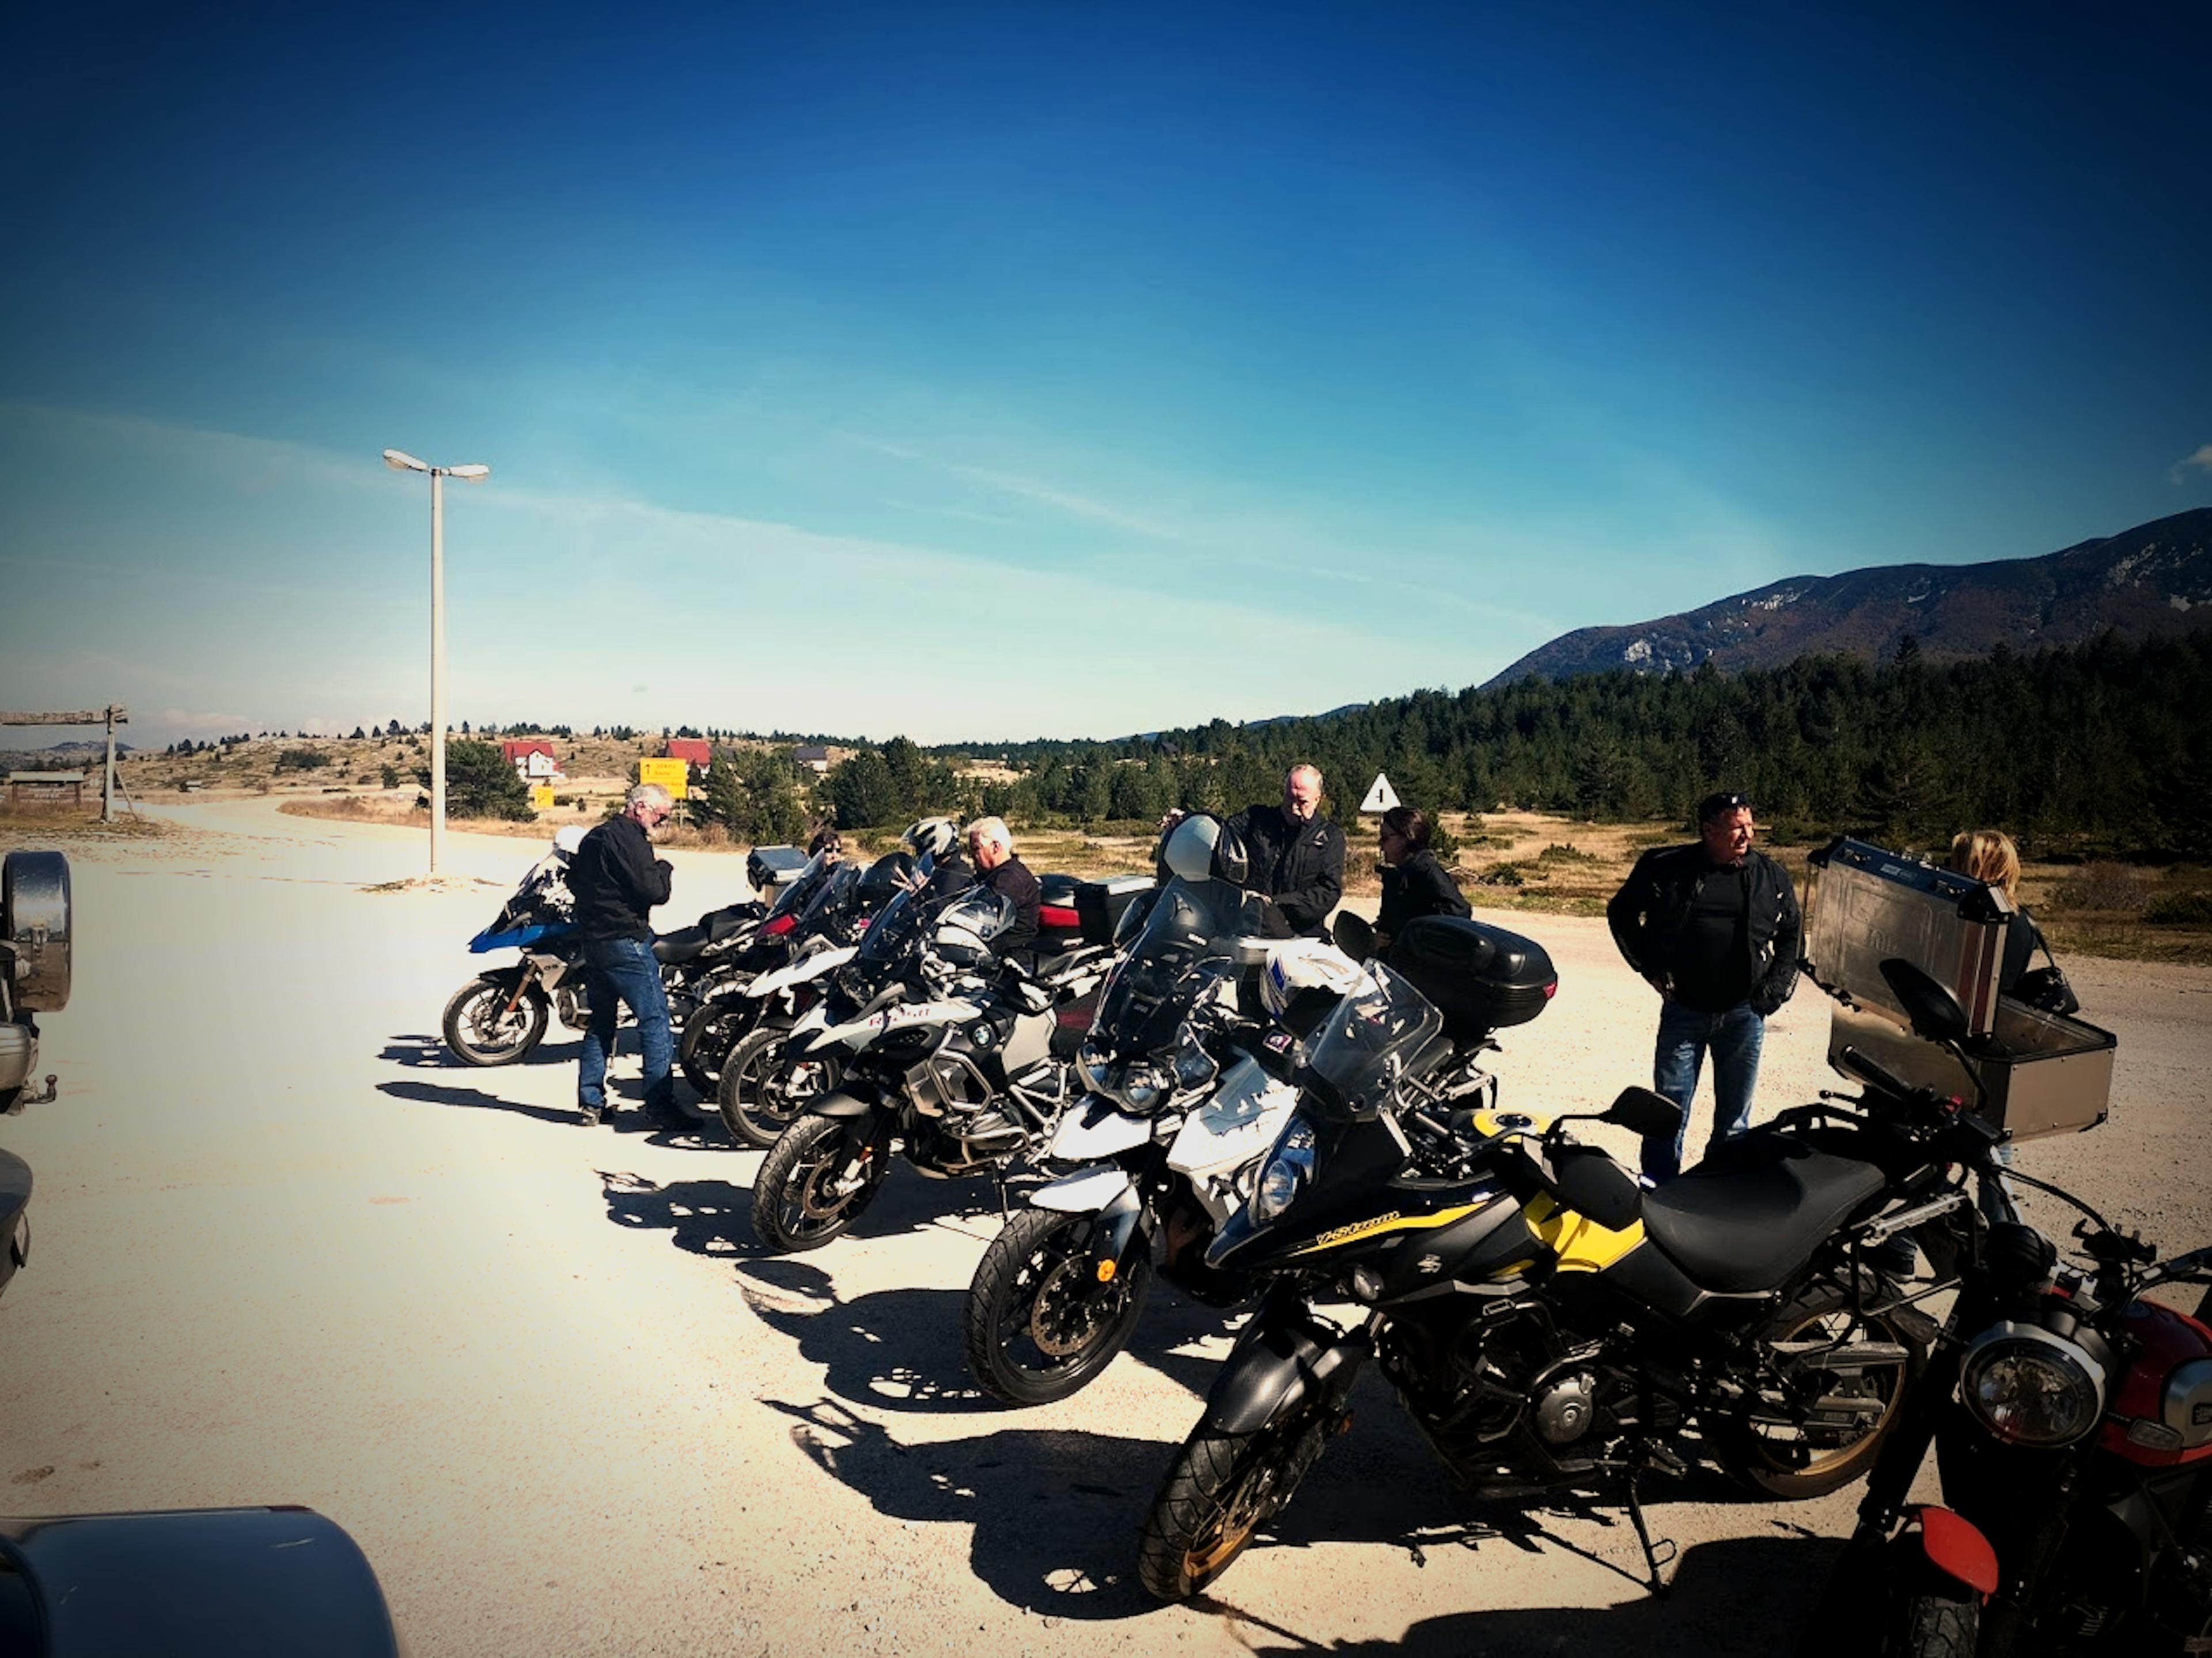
[1642,1000,1766,1180]
[577,936,675,1115]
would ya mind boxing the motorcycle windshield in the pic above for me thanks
[797,860,861,932]
[763,851,830,924]
[1300,962,1442,1120]
[857,883,927,968]
[1089,876,1247,1060]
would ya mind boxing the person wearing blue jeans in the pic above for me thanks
[577,933,676,1124]
[567,783,678,1127]
[1607,792,1802,1181]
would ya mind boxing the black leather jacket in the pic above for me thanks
[1607,843,1801,1015]
[569,814,673,942]
[1225,805,1346,938]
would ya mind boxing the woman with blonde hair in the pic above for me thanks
[1948,828,2047,996]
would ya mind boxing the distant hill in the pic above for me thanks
[1486,508,2212,686]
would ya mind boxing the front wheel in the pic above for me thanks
[441,973,550,1066]
[750,1112,887,1254]
[1715,1282,1929,1499]
[719,1025,838,1149]
[1137,1412,1327,1602]
[677,993,757,1093]
[965,1206,1154,1406]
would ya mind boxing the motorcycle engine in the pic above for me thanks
[1533,1372,1597,1445]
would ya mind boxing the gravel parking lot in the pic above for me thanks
[3,800,2205,1656]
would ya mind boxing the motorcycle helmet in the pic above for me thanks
[1162,813,1249,886]
[858,850,916,907]
[1260,937,1370,1027]
[933,889,1014,968]
[903,816,960,864]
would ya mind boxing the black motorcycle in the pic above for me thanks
[1,850,69,1297]
[747,885,1110,1254]
[1135,917,1942,1603]
[1800,968,2212,1657]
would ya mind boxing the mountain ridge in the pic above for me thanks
[1484,507,2212,686]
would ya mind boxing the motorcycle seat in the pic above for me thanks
[1639,1133,1887,1294]
[652,928,711,964]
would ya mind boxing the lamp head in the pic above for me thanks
[447,463,491,482]
[382,449,429,473]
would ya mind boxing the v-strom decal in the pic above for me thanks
[1283,1200,1492,1259]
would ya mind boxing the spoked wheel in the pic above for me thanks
[749,1113,887,1254]
[1137,1413,1326,1602]
[718,1026,839,1149]
[678,993,757,1094]
[964,1206,1153,1406]
[1718,1283,1930,1498]
[441,974,550,1066]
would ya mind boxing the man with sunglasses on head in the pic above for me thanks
[570,782,680,1127]
[1607,790,1801,1180]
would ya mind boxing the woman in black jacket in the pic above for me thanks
[1374,805,1470,959]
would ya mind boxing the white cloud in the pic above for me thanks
[2172,444,2212,483]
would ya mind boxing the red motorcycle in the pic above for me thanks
[1802,970,2212,1656]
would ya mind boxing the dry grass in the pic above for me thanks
[0,803,175,847]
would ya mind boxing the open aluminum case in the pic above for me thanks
[1804,837,2115,1142]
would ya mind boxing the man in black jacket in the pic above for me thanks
[1225,764,1346,939]
[964,816,1040,959]
[1606,790,1801,1179]
[569,783,677,1127]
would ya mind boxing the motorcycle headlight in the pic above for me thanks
[1120,1064,1169,1111]
[1173,1027,1219,1092]
[1078,1042,1113,1092]
[1251,1119,1318,1224]
[1959,1320,2107,1447]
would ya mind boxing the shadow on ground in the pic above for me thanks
[762,1388,1791,1630]
[380,1073,721,1148]
[733,1256,1251,1411]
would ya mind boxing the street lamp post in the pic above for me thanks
[384,448,491,875]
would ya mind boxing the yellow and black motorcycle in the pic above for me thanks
[1137,914,1941,1602]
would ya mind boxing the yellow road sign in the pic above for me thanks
[637,756,690,799]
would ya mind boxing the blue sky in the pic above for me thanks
[2,2,2206,747]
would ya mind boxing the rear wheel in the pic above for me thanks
[1137,1411,1327,1602]
[750,1113,887,1253]
[441,974,550,1066]
[964,1206,1153,1406]
[677,993,757,1093]
[719,1025,838,1149]
[1717,1282,1929,1498]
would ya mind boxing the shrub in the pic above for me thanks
[2052,861,2153,915]
[274,747,329,772]
[2145,891,2212,926]
[1536,841,1596,865]
[380,764,402,789]
[1474,863,1528,888]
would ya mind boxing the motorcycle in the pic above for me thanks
[746,885,1112,1254]
[1800,966,2211,1657]
[1,849,69,1297]
[1135,918,1940,1603]
[962,818,1389,1406]
[441,827,763,1068]
[675,845,881,1093]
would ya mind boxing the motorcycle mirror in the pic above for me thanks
[1600,1085,1684,1141]
[1878,958,1969,1045]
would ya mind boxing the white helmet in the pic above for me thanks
[1162,813,1249,885]
[933,889,1013,968]
[903,816,960,863]
[1260,937,1370,1024]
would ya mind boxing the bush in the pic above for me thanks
[380,764,402,789]
[2145,891,2212,926]
[1536,841,1596,865]
[1474,863,1528,888]
[2052,861,2153,915]
[274,747,329,772]
[420,738,535,821]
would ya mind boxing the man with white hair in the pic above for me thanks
[1224,763,1346,940]
[964,815,1040,959]
[569,782,678,1127]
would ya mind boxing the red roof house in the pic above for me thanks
[664,738,712,770]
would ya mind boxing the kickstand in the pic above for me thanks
[1623,1471,1677,1597]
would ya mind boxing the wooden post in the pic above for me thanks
[103,705,118,823]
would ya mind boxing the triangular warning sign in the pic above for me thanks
[1359,772,1400,814]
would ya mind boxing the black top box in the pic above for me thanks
[1074,875,1156,947]
[1390,914,1558,1040]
